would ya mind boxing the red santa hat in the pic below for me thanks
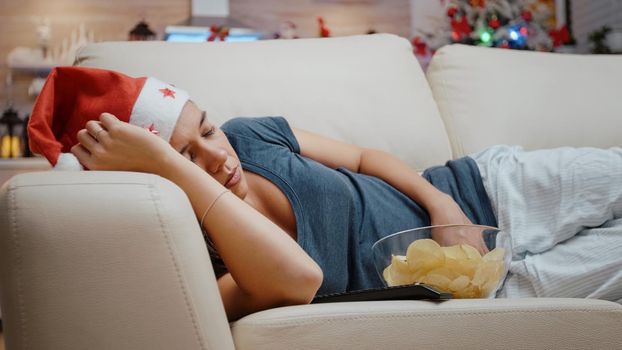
[28,66,189,170]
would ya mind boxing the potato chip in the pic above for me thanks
[383,238,507,299]
[388,255,415,286]
[383,265,396,286]
[472,261,503,287]
[391,255,409,274]
[458,284,481,299]
[461,244,482,261]
[442,245,466,260]
[407,239,445,272]
[483,247,506,262]
[446,258,479,279]
[421,272,452,291]
[482,279,499,296]
[448,275,470,292]
[427,266,460,281]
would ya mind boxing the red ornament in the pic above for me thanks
[521,10,533,22]
[549,25,571,47]
[489,17,500,29]
[500,41,510,49]
[411,36,428,56]
[318,17,331,38]
[470,0,486,8]
[159,88,176,99]
[447,6,458,18]
[451,16,472,41]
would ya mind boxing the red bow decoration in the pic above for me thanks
[549,25,571,47]
[411,36,428,56]
[208,25,230,42]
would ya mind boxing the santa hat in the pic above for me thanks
[28,66,189,170]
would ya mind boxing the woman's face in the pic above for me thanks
[169,101,248,199]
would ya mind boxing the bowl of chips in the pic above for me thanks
[372,225,512,298]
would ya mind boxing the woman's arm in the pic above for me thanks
[160,153,323,320]
[72,114,323,320]
[292,128,488,253]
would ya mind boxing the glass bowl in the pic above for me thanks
[371,224,512,299]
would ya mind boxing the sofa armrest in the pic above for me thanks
[232,298,622,350]
[0,171,234,350]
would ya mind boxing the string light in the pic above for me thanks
[480,30,493,45]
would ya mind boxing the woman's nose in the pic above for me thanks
[197,142,228,174]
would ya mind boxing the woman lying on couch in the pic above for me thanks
[29,67,622,320]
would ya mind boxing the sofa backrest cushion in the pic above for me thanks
[427,44,622,157]
[76,34,451,171]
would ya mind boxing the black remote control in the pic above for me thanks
[311,283,453,304]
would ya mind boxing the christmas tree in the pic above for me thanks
[419,0,571,52]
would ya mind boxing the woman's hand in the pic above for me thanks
[428,194,489,255]
[70,113,178,175]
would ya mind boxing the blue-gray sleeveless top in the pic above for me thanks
[221,117,496,295]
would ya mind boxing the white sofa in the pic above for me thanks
[1,34,621,350]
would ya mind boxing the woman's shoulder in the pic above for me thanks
[221,116,286,133]
[222,116,299,152]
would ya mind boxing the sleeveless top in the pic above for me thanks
[219,117,497,295]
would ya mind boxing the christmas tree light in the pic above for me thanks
[418,0,572,52]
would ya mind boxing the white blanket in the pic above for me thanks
[471,145,622,302]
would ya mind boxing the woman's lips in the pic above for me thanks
[224,167,241,188]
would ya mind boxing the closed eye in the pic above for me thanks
[189,126,215,162]
[202,126,216,138]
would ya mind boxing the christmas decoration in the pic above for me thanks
[28,67,190,169]
[411,36,433,70]
[0,107,24,158]
[129,20,156,41]
[7,23,95,69]
[549,25,570,48]
[208,25,230,42]
[317,17,331,38]
[418,0,574,53]
[274,21,299,39]
[588,26,612,54]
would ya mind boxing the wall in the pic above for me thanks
[571,0,622,53]
[0,0,190,116]
[230,0,411,39]
[0,0,412,118]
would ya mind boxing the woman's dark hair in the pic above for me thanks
[202,227,228,278]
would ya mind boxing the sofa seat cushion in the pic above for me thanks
[231,298,622,350]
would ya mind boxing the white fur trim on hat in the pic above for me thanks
[54,152,84,171]
[130,78,190,142]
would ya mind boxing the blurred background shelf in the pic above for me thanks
[0,158,51,185]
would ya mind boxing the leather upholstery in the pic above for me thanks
[0,172,234,350]
[232,298,622,350]
[427,44,622,157]
[1,35,621,350]
[75,34,452,171]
